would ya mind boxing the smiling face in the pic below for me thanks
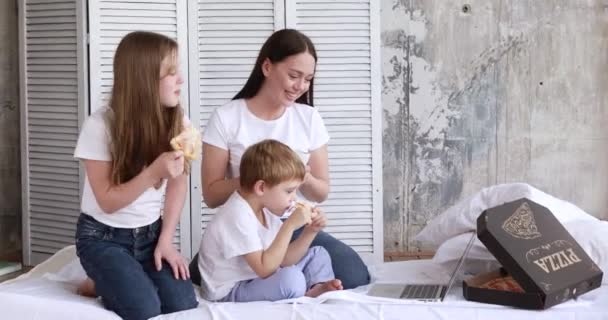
[260,179,302,216]
[262,52,316,107]
[159,51,183,108]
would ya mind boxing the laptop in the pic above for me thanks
[367,233,475,302]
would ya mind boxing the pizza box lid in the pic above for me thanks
[477,198,603,298]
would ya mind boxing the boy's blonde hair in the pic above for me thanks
[240,140,306,191]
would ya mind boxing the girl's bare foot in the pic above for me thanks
[305,279,343,298]
[77,278,97,297]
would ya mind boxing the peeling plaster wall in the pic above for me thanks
[381,0,608,252]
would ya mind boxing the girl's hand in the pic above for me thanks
[304,207,327,233]
[154,240,190,280]
[149,151,184,181]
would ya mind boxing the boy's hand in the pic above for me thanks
[286,203,313,230]
[304,207,327,233]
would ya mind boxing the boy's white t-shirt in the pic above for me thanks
[198,191,283,301]
[203,98,330,181]
[73,107,168,228]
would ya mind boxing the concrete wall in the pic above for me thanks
[0,0,21,260]
[381,0,608,252]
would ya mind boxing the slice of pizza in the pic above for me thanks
[292,201,318,218]
[480,276,524,293]
[170,125,202,161]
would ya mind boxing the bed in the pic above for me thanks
[3,183,607,320]
[1,244,607,320]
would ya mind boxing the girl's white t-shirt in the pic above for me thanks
[73,107,168,228]
[203,98,330,208]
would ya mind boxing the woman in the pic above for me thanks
[191,29,370,290]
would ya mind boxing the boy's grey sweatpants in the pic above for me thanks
[219,246,334,302]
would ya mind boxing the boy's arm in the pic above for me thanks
[281,229,317,266]
[243,220,298,279]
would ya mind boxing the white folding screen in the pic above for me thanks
[19,0,86,265]
[20,0,381,264]
[189,0,382,263]
[188,0,283,256]
[286,0,382,262]
[87,0,191,252]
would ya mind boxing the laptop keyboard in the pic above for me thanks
[401,284,443,300]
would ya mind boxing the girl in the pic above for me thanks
[191,29,370,290]
[74,31,197,320]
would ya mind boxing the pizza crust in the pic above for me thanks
[170,126,202,161]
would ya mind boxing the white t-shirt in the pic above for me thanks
[73,107,168,228]
[198,191,283,301]
[204,98,329,178]
[203,98,330,209]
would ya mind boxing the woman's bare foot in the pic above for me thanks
[77,278,97,297]
[305,279,343,298]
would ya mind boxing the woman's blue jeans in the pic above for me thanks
[75,213,197,320]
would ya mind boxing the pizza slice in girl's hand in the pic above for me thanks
[170,125,202,161]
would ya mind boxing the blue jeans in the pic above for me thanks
[189,231,370,290]
[291,229,370,289]
[75,214,197,320]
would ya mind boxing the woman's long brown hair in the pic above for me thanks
[108,31,185,185]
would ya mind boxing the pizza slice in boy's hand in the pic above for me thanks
[170,125,202,161]
[295,201,318,219]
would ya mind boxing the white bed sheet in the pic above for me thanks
[1,246,607,320]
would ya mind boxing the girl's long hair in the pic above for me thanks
[233,29,317,106]
[108,31,185,185]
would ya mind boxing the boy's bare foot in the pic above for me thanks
[305,279,343,298]
[77,278,97,297]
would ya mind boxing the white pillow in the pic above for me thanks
[433,220,608,284]
[415,183,596,248]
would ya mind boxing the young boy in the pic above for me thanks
[197,139,343,302]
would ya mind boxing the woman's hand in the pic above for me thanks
[154,239,190,280]
[304,207,327,233]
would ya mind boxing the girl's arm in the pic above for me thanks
[299,145,330,203]
[154,173,189,280]
[84,151,183,213]
[201,143,239,208]
[243,220,299,279]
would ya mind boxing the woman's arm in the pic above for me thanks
[201,143,239,208]
[299,145,330,202]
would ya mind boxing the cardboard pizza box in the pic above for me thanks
[462,198,603,309]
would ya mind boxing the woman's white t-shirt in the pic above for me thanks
[73,107,168,228]
[203,98,330,191]
[198,191,283,301]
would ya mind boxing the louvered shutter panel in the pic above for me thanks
[189,0,283,249]
[20,0,84,265]
[88,0,191,252]
[288,0,383,262]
